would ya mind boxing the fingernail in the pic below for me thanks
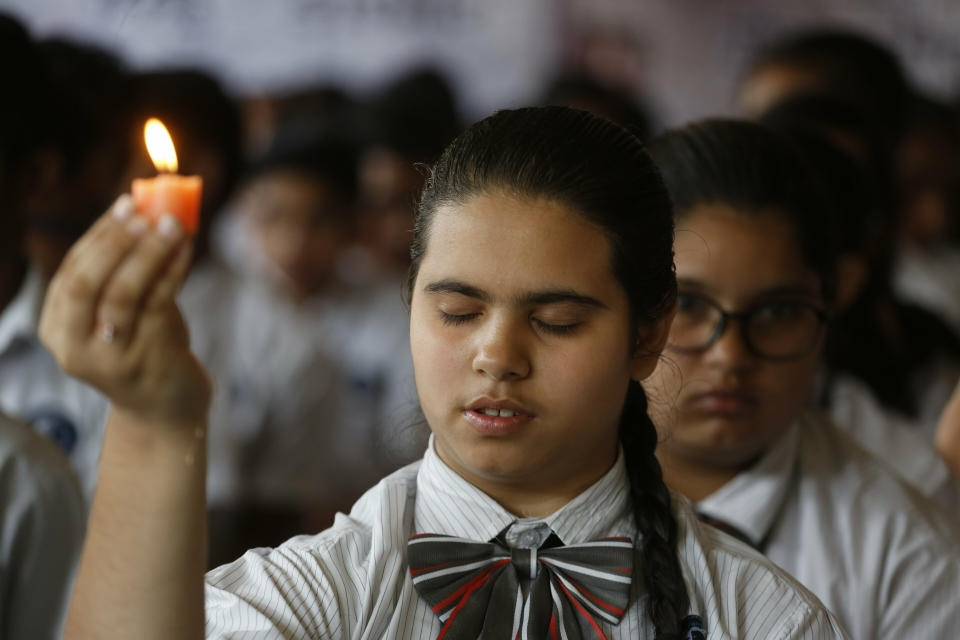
[127,216,148,236]
[113,194,134,221]
[157,214,183,238]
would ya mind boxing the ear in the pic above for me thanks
[629,302,676,382]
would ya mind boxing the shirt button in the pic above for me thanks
[517,530,540,548]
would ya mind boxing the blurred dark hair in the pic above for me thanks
[759,92,890,259]
[361,67,461,163]
[248,120,359,206]
[0,12,39,246]
[409,106,690,637]
[542,72,653,140]
[747,28,912,143]
[649,118,837,304]
[35,38,132,176]
[0,14,43,176]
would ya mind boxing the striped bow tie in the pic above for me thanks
[408,532,634,639]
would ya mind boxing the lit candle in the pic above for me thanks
[131,118,202,234]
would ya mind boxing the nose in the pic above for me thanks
[472,314,531,381]
[702,319,756,371]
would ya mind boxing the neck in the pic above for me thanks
[435,441,619,519]
[656,449,740,503]
[480,474,607,519]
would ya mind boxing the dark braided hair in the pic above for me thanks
[406,106,689,638]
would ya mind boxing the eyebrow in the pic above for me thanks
[678,278,820,299]
[423,279,608,309]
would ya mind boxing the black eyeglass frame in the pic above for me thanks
[667,294,831,362]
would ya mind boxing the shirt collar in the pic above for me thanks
[696,422,800,548]
[0,266,44,355]
[414,435,632,545]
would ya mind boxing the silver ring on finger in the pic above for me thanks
[99,321,122,344]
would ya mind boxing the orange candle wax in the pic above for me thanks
[132,118,202,234]
[132,173,202,234]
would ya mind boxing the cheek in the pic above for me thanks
[409,307,458,418]
[549,336,633,423]
[758,356,819,415]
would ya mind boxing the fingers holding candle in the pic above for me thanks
[39,198,207,428]
[132,174,202,234]
[41,197,150,354]
[96,213,187,347]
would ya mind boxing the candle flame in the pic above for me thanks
[144,118,178,173]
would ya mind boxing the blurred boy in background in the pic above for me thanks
[0,15,85,639]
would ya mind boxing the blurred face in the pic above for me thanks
[244,169,352,299]
[738,63,823,117]
[358,148,424,271]
[410,191,666,498]
[898,123,960,246]
[648,204,824,471]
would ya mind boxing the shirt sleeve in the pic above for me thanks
[204,523,371,639]
[780,606,851,640]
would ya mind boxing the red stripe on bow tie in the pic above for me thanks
[558,580,608,639]
[433,558,511,614]
[568,577,625,615]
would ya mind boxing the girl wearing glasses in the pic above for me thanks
[41,108,846,639]
[646,119,960,640]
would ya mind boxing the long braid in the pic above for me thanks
[621,379,689,639]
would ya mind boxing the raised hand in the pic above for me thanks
[39,194,211,430]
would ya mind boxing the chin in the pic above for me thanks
[671,416,766,459]
[442,436,535,479]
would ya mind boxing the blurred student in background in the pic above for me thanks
[647,118,960,639]
[0,16,85,639]
[893,95,960,333]
[759,94,960,496]
[351,68,462,287]
[0,26,120,502]
[741,31,960,478]
[21,39,133,281]
[201,126,387,564]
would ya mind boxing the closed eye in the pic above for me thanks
[440,311,481,326]
[532,318,582,335]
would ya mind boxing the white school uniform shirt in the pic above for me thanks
[0,266,109,502]
[895,244,960,335]
[827,373,960,511]
[0,411,85,640]
[212,210,423,473]
[206,438,848,639]
[698,411,960,640]
[180,260,376,508]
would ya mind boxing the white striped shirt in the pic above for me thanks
[698,411,960,639]
[206,438,847,639]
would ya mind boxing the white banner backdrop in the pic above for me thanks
[561,0,960,126]
[4,0,960,125]
[1,0,559,120]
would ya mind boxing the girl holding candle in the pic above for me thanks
[44,107,844,639]
[645,118,960,639]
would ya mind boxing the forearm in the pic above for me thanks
[64,408,208,640]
